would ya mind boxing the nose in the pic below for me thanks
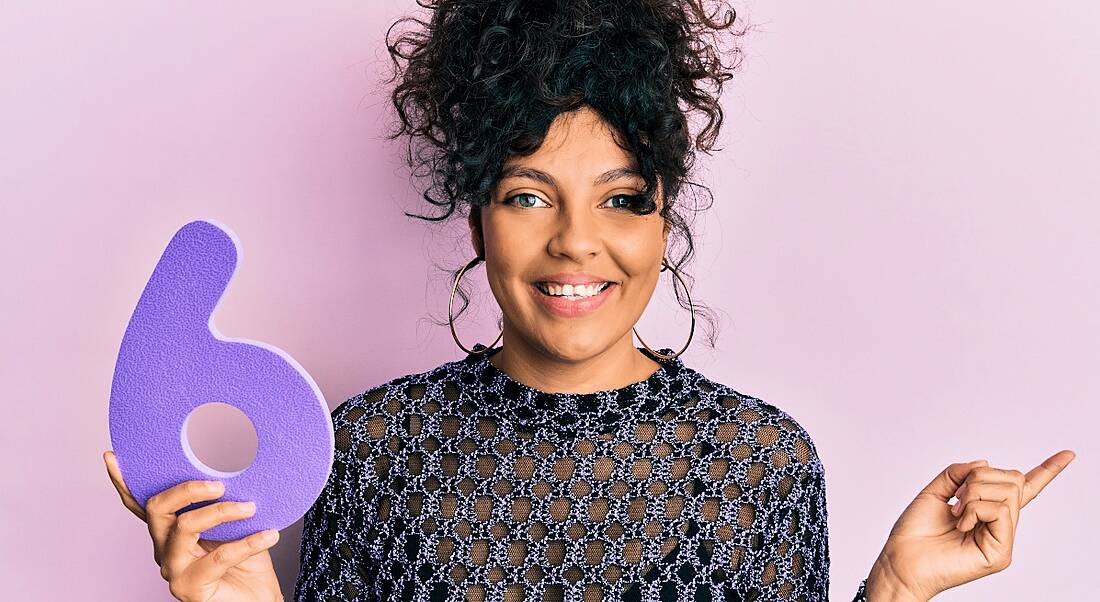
[546,203,601,262]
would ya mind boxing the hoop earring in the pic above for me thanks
[449,255,503,355]
[632,257,696,360]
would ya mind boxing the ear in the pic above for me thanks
[661,221,671,264]
[468,206,485,258]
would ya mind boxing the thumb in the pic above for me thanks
[920,458,988,502]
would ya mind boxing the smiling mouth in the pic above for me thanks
[534,281,614,298]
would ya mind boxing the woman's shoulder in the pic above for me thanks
[693,374,827,475]
[327,356,469,428]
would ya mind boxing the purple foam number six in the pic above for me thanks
[108,219,334,541]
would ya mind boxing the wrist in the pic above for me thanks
[865,557,927,602]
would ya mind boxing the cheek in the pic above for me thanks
[623,264,661,305]
[614,234,665,306]
[482,215,522,264]
[480,222,538,304]
[613,229,667,275]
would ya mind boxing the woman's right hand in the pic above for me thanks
[864,450,1075,601]
[103,450,284,602]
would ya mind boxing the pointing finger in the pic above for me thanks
[1022,449,1076,508]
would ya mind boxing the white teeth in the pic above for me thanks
[537,282,610,298]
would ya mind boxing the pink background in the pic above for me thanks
[1,1,1095,600]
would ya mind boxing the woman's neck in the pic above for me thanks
[486,333,661,394]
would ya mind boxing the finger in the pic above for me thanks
[145,480,225,560]
[173,500,257,546]
[957,500,1014,568]
[958,466,1027,491]
[103,451,148,522]
[952,481,1020,527]
[184,529,280,586]
[920,458,989,502]
[954,467,1026,510]
[1022,450,1076,508]
[165,500,258,572]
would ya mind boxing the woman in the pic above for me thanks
[104,1,1075,600]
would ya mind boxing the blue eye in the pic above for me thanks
[604,195,639,210]
[501,192,651,212]
[503,193,548,209]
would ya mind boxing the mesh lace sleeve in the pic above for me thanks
[728,421,870,602]
[730,444,831,601]
[293,395,381,601]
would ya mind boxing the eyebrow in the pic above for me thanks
[496,165,644,188]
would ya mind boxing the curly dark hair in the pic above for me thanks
[382,0,748,350]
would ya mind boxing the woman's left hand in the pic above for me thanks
[866,449,1076,600]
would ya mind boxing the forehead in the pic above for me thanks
[503,107,637,175]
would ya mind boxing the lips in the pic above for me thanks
[530,281,616,318]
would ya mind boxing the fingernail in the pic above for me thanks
[952,502,961,515]
[206,481,223,491]
[260,529,278,543]
[239,501,256,513]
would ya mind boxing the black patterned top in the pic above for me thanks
[294,345,870,601]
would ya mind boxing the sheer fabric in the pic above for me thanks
[295,345,868,601]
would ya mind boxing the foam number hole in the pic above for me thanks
[185,402,259,475]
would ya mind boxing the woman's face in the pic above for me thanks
[471,106,669,361]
